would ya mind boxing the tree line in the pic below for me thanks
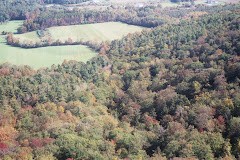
[17,4,240,33]
[43,0,89,4]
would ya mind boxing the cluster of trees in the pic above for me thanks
[0,0,41,23]
[1,3,240,160]
[0,0,89,23]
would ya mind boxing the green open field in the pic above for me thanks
[70,0,182,9]
[15,31,40,43]
[44,0,234,12]
[0,21,97,69]
[194,0,226,5]
[1,21,144,69]
[160,2,181,8]
[15,22,144,44]
[160,0,227,7]
[50,22,144,42]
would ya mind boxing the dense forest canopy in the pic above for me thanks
[1,1,240,160]
[0,0,41,23]
[0,0,89,23]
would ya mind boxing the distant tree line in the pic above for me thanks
[0,0,41,23]
[17,4,240,33]
[171,0,193,3]
[43,0,89,4]
[0,0,90,23]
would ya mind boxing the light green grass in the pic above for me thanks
[194,0,226,5]
[50,22,144,42]
[14,31,41,43]
[17,22,144,44]
[1,21,144,69]
[194,0,208,4]
[0,21,97,69]
[160,2,181,8]
[77,0,181,8]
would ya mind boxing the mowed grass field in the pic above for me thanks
[71,0,182,9]
[50,22,144,42]
[194,0,226,5]
[160,2,181,8]
[160,0,227,7]
[15,22,145,44]
[15,31,40,43]
[0,21,97,69]
[2,21,144,69]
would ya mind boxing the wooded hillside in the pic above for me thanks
[0,2,240,160]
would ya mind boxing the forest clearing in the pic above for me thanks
[14,22,145,45]
[0,21,97,69]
